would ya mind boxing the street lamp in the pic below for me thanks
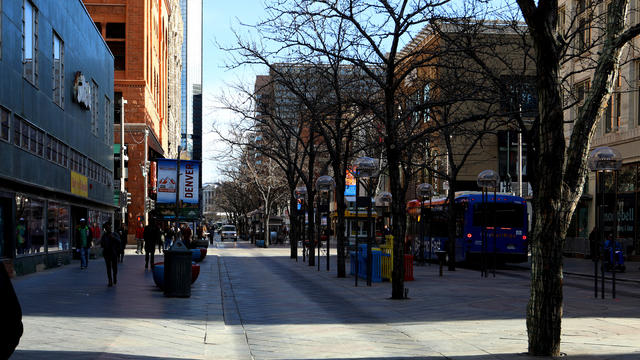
[354,156,377,286]
[477,169,499,278]
[416,183,433,265]
[295,186,308,262]
[588,146,622,299]
[316,175,335,272]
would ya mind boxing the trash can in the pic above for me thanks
[164,240,192,297]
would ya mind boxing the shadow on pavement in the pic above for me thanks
[12,350,196,359]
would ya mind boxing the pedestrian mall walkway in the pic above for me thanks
[11,241,640,359]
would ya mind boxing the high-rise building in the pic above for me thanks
[84,0,183,240]
[180,0,202,161]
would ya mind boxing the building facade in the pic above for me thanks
[559,0,640,258]
[84,0,183,240]
[0,0,114,275]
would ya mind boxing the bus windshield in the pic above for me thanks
[472,203,525,228]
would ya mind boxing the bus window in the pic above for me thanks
[472,203,525,228]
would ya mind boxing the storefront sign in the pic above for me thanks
[70,171,88,197]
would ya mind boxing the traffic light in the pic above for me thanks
[137,216,142,222]
[126,192,132,206]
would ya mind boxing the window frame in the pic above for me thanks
[91,80,99,135]
[0,106,9,142]
[22,0,38,86]
[52,31,64,108]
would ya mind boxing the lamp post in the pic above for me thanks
[119,98,127,226]
[354,156,377,286]
[295,186,307,262]
[588,146,622,299]
[316,175,335,272]
[175,146,182,223]
[477,170,499,278]
[416,183,433,266]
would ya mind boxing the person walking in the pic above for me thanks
[182,224,193,249]
[116,223,128,263]
[144,221,161,269]
[75,218,93,269]
[164,224,175,250]
[135,221,144,254]
[100,222,120,286]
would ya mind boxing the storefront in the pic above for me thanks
[0,187,114,276]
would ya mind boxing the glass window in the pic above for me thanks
[94,22,102,35]
[53,32,64,107]
[107,41,125,71]
[0,107,9,142]
[106,23,125,39]
[15,195,45,256]
[91,80,98,135]
[105,96,111,143]
[13,116,21,146]
[47,202,70,251]
[23,0,38,85]
[472,203,525,229]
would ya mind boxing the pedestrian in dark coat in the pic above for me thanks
[101,222,120,286]
[117,224,128,263]
[0,264,23,358]
[144,221,161,269]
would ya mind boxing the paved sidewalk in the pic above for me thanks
[10,241,640,359]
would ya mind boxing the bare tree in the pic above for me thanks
[508,0,640,355]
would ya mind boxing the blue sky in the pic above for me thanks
[202,0,266,183]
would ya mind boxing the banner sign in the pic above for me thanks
[157,159,177,203]
[345,166,356,196]
[155,159,200,220]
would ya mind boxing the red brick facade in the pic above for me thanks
[84,0,173,242]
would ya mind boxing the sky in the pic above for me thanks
[201,0,266,184]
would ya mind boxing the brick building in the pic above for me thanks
[83,0,183,241]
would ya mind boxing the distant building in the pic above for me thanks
[0,0,114,275]
[179,0,202,160]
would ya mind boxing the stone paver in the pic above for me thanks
[10,241,640,359]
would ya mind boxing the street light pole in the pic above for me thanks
[587,146,622,300]
[120,98,127,226]
[175,146,182,223]
[354,157,376,286]
[477,170,499,278]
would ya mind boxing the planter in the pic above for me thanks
[191,262,200,284]
[152,262,165,289]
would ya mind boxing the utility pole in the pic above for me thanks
[143,128,149,225]
[120,98,127,226]
[175,146,182,223]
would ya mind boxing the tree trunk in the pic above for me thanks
[388,146,406,299]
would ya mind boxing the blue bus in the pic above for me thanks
[407,191,528,264]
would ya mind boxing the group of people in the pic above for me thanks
[74,218,205,287]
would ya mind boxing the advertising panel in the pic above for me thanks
[178,161,200,219]
[155,159,200,220]
[157,159,177,203]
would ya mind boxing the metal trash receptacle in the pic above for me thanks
[164,240,192,297]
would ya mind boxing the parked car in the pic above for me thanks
[220,225,237,242]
